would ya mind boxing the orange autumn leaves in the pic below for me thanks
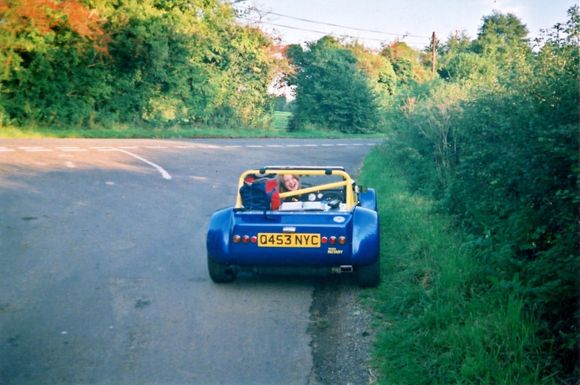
[0,0,107,50]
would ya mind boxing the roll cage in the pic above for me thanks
[234,166,359,210]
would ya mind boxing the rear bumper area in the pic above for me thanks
[231,264,356,276]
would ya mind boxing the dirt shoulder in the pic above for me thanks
[308,276,376,385]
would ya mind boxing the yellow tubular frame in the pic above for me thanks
[235,168,356,210]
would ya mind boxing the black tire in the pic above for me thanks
[207,256,236,283]
[356,258,380,287]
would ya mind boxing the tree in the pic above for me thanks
[380,41,430,85]
[472,11,531,72]
[0,0,109,125]
[346,41,397,99]
[474,11,529,52]
[437,31,494,82]
[286,36,379,133]
[0,0,281,128]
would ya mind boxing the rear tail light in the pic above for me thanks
[233,234,258,244]
[326,235,347,245]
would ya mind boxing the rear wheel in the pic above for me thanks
[207,256,236,283]
[356,258,380,287]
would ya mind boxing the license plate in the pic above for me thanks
[257,233,321,248]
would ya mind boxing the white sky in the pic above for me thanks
[236,0,576,50]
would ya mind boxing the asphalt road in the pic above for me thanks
[0,138,380,385]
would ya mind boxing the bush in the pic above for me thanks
[384,7,579,381]
[360,147,545,385]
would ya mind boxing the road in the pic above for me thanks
[0,138,380,385]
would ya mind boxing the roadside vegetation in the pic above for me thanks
[359,7,579,384]
[1,0,577,382]
[359,147,545,384]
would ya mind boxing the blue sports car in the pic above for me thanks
[206,166,380,287]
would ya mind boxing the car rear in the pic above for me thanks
[230,210,354,267]
[206,166,380,286]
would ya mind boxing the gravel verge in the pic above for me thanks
[307,276,376,385]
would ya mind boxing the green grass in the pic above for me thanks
[0,111,387,139]
[272,111,292,131]
[358,145,546,385]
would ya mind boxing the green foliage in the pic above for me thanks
[473,11,529,56]
[437,12,532,84]
[381,41,431,85]
[347,41,398,100]
[0,0,110,126]
[383,7,579,382]
[440,51,497,82]
[360,147,545,385]
[271,110,291,130]
[0,0,281,128]
[286,36,380,133]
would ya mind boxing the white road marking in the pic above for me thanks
[57,147,87,152]
[20,147,52,152]
[0,147,15,152]
[65,161,76,168]
[143,145,167,149]
[93,147,117,152]
[118,146,139,149]
[114,149,172,180]
[246,145,263,148]
[266,144,284,148]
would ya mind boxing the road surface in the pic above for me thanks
[0,138,380,385]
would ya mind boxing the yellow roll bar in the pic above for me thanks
[235,168,357,210]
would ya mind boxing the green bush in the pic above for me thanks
[360,147,545,385]
[382,6,579,381]
[286,36,380,133]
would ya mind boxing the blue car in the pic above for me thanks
[206,166,380,287]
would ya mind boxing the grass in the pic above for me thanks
[0,111,387,139]
[358,145,546,385]
[272,111,292,131]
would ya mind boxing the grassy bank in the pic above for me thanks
[358,146,546,385]
[0,111,386,139]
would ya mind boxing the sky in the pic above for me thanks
[235,0,576,50]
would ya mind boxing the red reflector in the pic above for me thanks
[233,235,241,243]
[338,236,347,245]
[251,236,257,243]
[242,235,250,243]
[329,236,337,245]
[321,236,328,244]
